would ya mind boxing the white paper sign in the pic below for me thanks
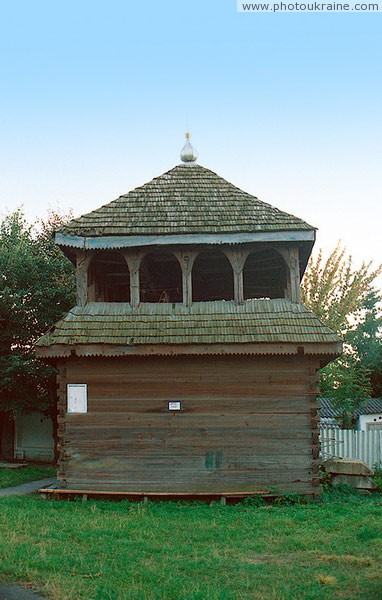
[168,401,181,411]
[67,384,87,413]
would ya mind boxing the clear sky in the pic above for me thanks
[0,1,381,275]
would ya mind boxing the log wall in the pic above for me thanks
[57,354,321,495]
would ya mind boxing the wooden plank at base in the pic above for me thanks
[38,488,269,498]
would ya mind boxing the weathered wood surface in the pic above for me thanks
[38,341,342,359]
[87,396,311,413]
[40,488,270,498]
[58,355,320,495]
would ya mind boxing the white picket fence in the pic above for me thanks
[320,427,382,469]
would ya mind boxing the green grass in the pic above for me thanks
[0,465,56,489]
[372,464,382,491]
[0,489,381,599]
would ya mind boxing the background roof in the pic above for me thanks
[320,397,382,419]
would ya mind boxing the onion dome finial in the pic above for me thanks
[180,132,198,163]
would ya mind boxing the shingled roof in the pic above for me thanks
[35,299,341,357]
[320,397,382,420]
[57,163,315,240]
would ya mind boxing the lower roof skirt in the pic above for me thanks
[36,341,342,359]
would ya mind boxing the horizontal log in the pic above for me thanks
[41,488,271,498]
[86,397,311,414]
[64,440,311,456]
[65,432,311,447]
[64,458,312,475]
[65,465,316,482]
[54,480,320,499]
[67,378,309,392]
[67,355,313,370]
[65,435,311,448]
[83,387,309,400]
[67,370,309,383]
[86,405,311,416]
[64,412,311,428]
[64,472,316,494]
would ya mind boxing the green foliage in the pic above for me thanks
[320,353,372,428]
[301,242,381,334]
[273,492,306,506]
[302,242,382,420]
[0,209,75,414]
[320,483,367,501]
[241,494,266,507]
[319,467,332,490]
[371,463,382,492]
[347,291,382,397]
[0,494,381,599]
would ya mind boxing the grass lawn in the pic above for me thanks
[0,465,56,489]
[0,489,381,599]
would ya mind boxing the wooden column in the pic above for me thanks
[122,250,144,309]
[75,251,92,306]
[174,249,198,307]
[279,247,301,303]
[224,247,249,305]
[289,247,301,303]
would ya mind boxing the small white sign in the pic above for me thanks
[67,384,88,413]
[168,401,181,411]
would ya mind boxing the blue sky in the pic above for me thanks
[0,1,381,272]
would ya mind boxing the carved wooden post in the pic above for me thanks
[278,247,301,303]
[289,247,301,303]
[224,247,249,305]
[122,250,144,309]
[174,249,198,307]
[75,250,92,306]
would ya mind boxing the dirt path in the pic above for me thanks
[0,478,56,497]
[0,584,47,599]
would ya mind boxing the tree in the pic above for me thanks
[301,243,382,426]
[347,291,382,397]
[301,242,381,334]
[0,209,75,454]
[319,353,372,428]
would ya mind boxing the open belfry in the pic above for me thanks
[36,135,342,498]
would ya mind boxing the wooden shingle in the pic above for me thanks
[58,164,314,239]
[36,299,341,356]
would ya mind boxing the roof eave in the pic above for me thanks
[36,340,342,359]
[55,229,316,250]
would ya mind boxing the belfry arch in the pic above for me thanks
[87,251,130,302]
[243,248,288,300]
[192,249,234,302]
[140,251,182,303]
